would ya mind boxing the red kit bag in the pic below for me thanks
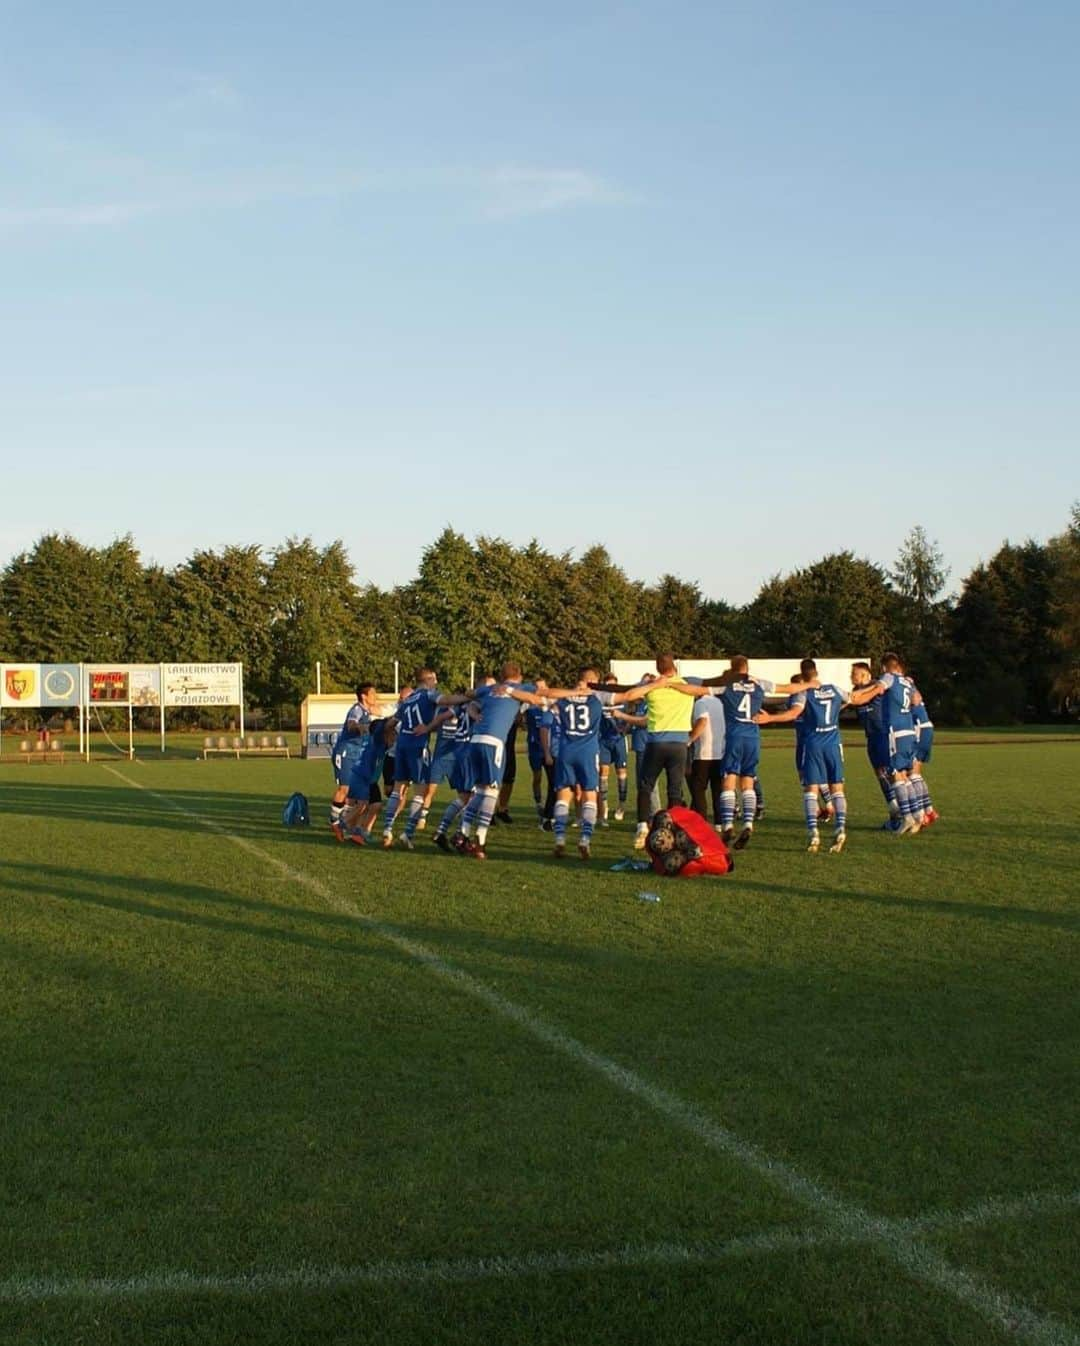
[646,806,733,878]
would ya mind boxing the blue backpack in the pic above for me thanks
[282,791,310,826]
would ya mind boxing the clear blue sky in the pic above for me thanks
[2,1,1077,603]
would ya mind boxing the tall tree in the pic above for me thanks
[742,553,896,657]
[163,545,273,690]
[1047,503,1080,712]
[890,525,952,699]
[949,539,1056,722]
[264,538,362,708]
[639,575,713,656]
[399,528,483,686]
[1,534,104,660]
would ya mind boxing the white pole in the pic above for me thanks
[127,702,134,760]
[316,660,322,694]
[393,660,399,695]
[239,664,245,738]
[470,659,476,688]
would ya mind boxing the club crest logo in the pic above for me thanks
[43,667,77,702]
[5,667,35,701]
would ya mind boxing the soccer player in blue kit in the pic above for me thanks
[448,663,540,860]
[340,718,398,844]
[329,682,381,838]
[381,668,456,849]
[597,672,631,826]
[756,659,850,853]
[398,693,467,848]
[525,700,557,825]
[850,661,896,825]
[709,655,810,850]
[849,653,925,835]
[910,689,939,826]
[431,678,492,849]
[529,667,615,861]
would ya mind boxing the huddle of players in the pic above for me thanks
[328,662,657,862]
[326,651,937,862]
[752,653,937,851]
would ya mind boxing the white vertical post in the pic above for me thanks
[469,660,476,688]
[316,660,322,694]
[393,660,399,695]
[239,664,245,739]
[127,703,134,760]
[83,666,90,762]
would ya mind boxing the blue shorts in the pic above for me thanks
[889,729,916,775]
[794,738,808,778]
[448,745,475,794]
[332,737,365,787]
[915,728,934,763]
[466,737,507,790]
[346,760,382,803]
[866,730,890,772]
[393,736,430,784]
[599,736,628,769]
[555,744,600,792]
[802,738,845,786]
[428,743,458,786]
[722,733,760,779]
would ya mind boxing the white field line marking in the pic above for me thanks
[6,1190,1079,1307]
[92,768,1080,1344]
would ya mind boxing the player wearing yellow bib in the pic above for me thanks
[595,655,714,849]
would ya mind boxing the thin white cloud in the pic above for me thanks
[0,201,158,228]
[481,166,631,217]
[0,175,366,235]
[0,133,632,237]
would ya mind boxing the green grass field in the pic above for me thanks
[2,736,1078,1345]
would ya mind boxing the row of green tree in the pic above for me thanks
[1,509,1077,724]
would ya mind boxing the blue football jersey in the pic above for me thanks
[855,695,883,736]
[472,683,535,742]
[435,705,462,745]
[788,692,811,750]
[332,701,371,758]
[396,688,441,737]
[877,672,916,735]
[797,684,848,739]
[555,692,610,746]
[525,704,548,751]
[720,679,774,732]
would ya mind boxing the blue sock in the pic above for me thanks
[719,790,736,829]
[581,801,597,842]
[803,791,819,835]
[381,790,402,833]
[474,788,498,844]
[553,800,570,842]
[403,796,425,838]
[437,798,463,835]
[833,793,847,833]
[741,790,756,827]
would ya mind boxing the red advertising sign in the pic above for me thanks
[89,670,130,702]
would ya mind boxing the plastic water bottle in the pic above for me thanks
[637,891,661,903]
